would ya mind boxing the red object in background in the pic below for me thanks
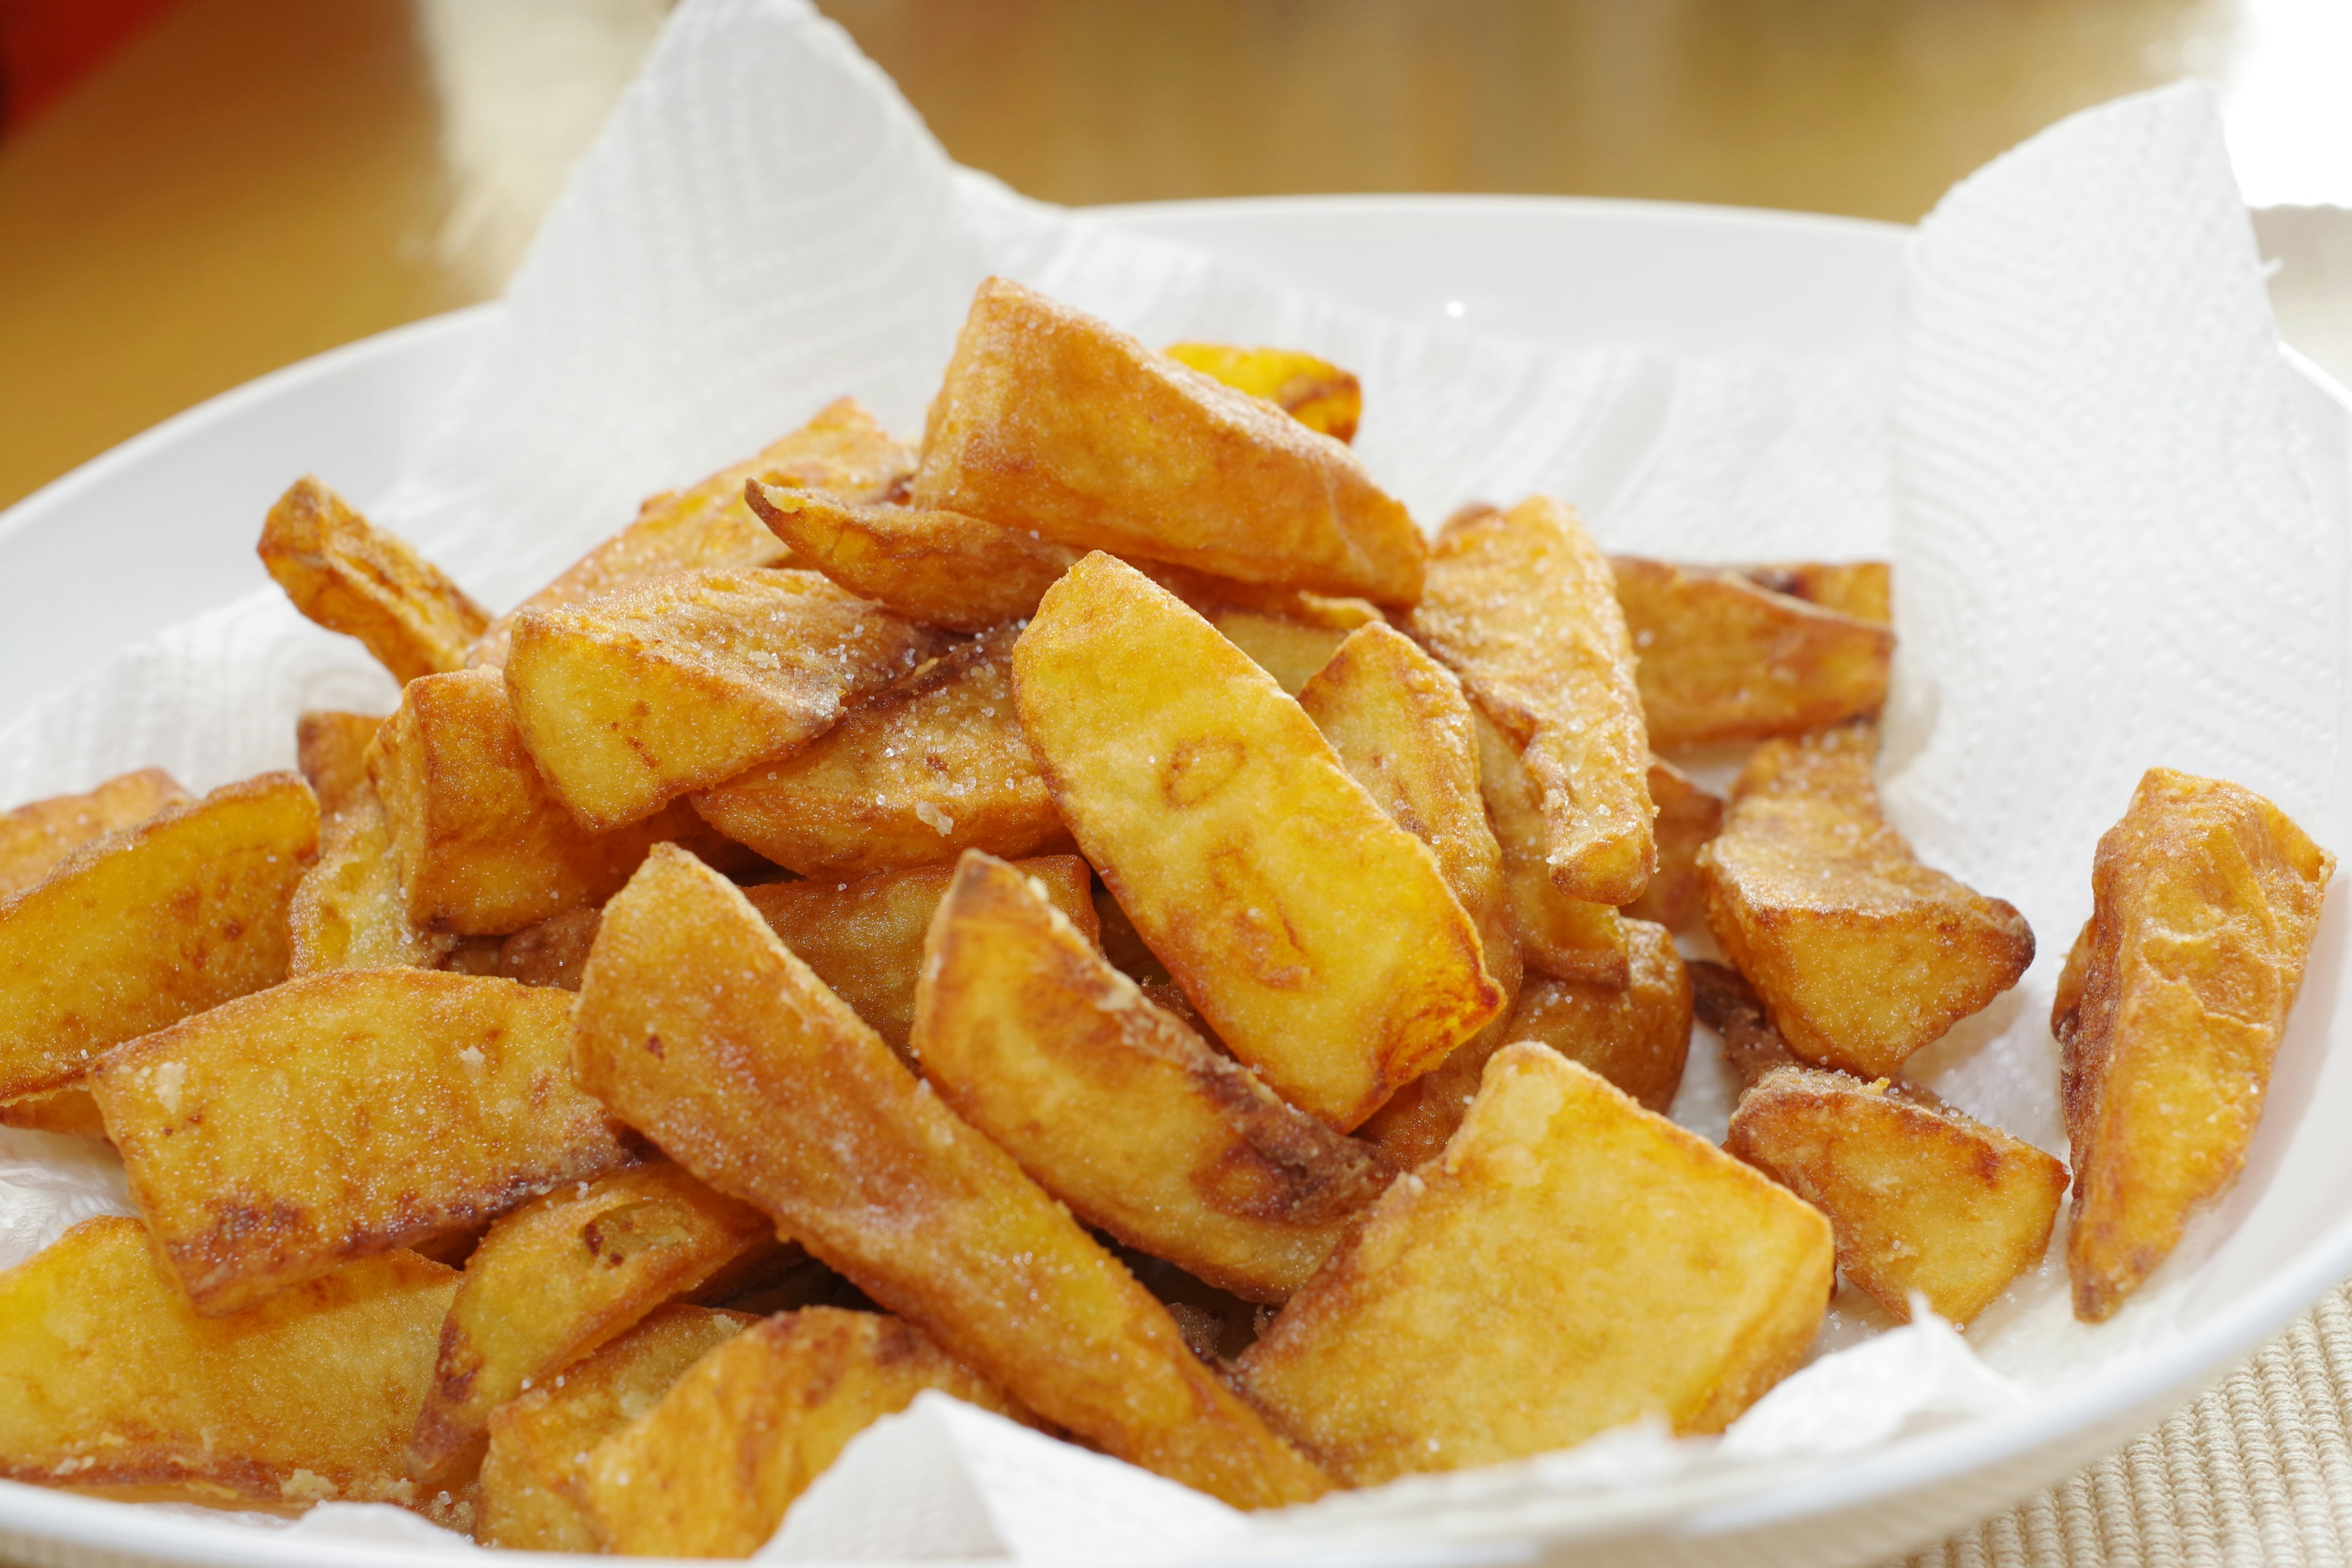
[0,0,179,134]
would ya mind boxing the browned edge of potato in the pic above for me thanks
[258,476,488,684]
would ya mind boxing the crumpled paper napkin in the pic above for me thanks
[0,0,2334,1558]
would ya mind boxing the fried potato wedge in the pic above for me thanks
[258,477,488,684]
[694,625,1072,879]
[1700,723,2034,1077]
[1409,496,1654,907]
[92,968,630,1315]
[1736,560,1892,625]
[478,1304,754,1551]
[1623,758,1724,933]
[571,846,1330,1507]
[295,710,384,816]
[505,567,945,830]
[1014,554,1501,1129]
[915,852,1390,1303]
[1610,556,1894,748]
[372,668,736,935]
[0,772,315,1099]
[469,397,915,668]
[1689,959,1801,1087]
[1207,607,1354,695]
[1499,919,1692,1114]
[1474,708,1630,986]
[0,767,191,899]
[1238,1046,1831,1483]
[288,785,455,976]
[913,278,1423,604]
[747,481,1079,632]
[410,1163,774,1479]
[746,853,1096,1053]
[496,907,605,990]
[579,1307,1030,1556]
[0,1084,106,1137]
[1164,342,1362,443]
[1728,1066,2067,1327]
[2059,767,2334,1322]
[0,1216,456,1506]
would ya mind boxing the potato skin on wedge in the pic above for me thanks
[1014,554,1502,1130]
[0,771,317,1099]
[0,1216,456,1506]
[914,851,1391,1302]
[747,481,1080,632]
[258,476,488,685]
[570,845,1330,1508]
[92,968,631,1316]
[2059,767,2334,1322]
[1700,723,2033,1078]
[1237,1046,1831,1483]
[913,277,1423,603]
[0,766,190,900]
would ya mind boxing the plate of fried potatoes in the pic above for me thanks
[2,164,2351,1568]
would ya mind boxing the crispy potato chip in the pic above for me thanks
[288,785,456,976]
[1700,723,2034,1077]
[1498,918,1692,1115]
[1728,1066,2067,1327]
[92,968,630,1315]
[2059,767,2334,1322]
[1736,560,1892,625]
[1409,496,1653,905]
[746,853,1096,1052]
[469,397,915,668]
[915,852,1391,1302]
[579,1307,1030,1556]
[505,567,946,830]
[571,846,1330,1507]
[295,710,385,816]
[0,1084,106,1137]
[410,1163,774,1479]
[1164,342,1362,443]
[1014,554,1501,1129]
[1472,709,1629,986]
[1239,1046,1830,1483]
[1622,758,1724,932]
[478,1304,754,1551]
[746,481,1079,631]
[1688,959,1802,1087]
[694,625,1072,879]
[0,1216,456,1506]
[913,278,1423,603]
[258,477,488,685]
[497,907,606,990]
[0,767,191,900]
[1609,556,1894,748]
[372,668,741,935]
[0,772,316,1099]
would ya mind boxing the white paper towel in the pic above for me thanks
[0,0,2335,1559]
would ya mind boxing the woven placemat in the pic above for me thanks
[1903,1281,2352,1567]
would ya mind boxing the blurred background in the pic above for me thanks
[1,0,2346,511]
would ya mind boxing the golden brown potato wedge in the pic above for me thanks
[1137,560,1386,630]
[1014,554,1501,1129]
[0,772,316,1099]
[1238,1046,1831,1484]
[0,767,191,899]
[469,397,915,668]
[578,1307,1030,1556]
[91,968,630,1316]
[1623,758,1724,933]
[288,783,456,976]
[745,853,1097,1053]
[1700,723,2034,1078]
[913,278,1423,604]
[496,907,605,990]
[296,710,386,819]
[1688,959,1801,1087]
[258,477,488,684]
[478,1304,755,1551]
[1728,1066,2067,1327]
[1609,556,1895,748]
[0,1084,106,1137]
[1207,608,1354,695]
[372,667,739,935]
[2059,767,2334,1322]
[694,625,1072,880]
[1473,707,1630,986]
[1499,918,1692,1115]
[571,845,1330,1508]
[410,1163,774,1480]
[915,852,1392,1303]
[1409,496,1653,906]
[1164,342,1362,443]
[1736,560,1892,626]
[0,1216,456,1506]
[505,567,946,830]
[746,481,1079,632]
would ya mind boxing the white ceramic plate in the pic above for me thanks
[1,196,2348,1568]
